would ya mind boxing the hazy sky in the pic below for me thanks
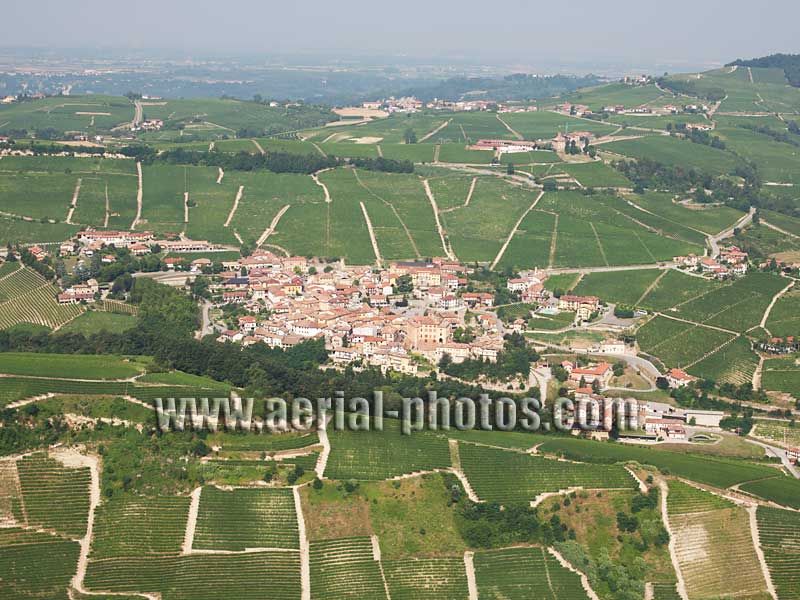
[5,0,799,67]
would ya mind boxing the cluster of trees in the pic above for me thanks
[674,125,727,150]
[737,122,800,149]
[443,472,572,549]
[614,157,759,212]
[120,146,414,175]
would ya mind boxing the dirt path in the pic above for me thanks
[546,547,601,600]
[752,356,765,390]
[635,269,668,306]
[360,201,384,267]
[60,450,101,597]
[257,204,291,247]
[589,222,609,266]
[181,487,202,554]
[216,167,224,184]
[208,141,215,152]
[464,177,477,207]
[183,192,189,225]
[464,552,479,600]
[353,169,420,258]
[103,184,110,228]
[748,505,779,600]
[314,418,331,479]
[223,185,244,227]
[419,119,452,143]
[433,144,441,163]
[762,220,800,239]
[311,142,327,157]
[233,230,244,245]
[293,486,311,600]
[659,481,690,600]
[496,113,523,139]
[490,190,545,269]
[548,213,559,268]
[376,145,383,158]
[748,67,754,84]
[252,139,265,155]
[423,179,456,260]
[311,172,332,203]
[130,162,143,230]
[759,279,794,334]
[65,178,82,224]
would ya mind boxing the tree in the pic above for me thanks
[506,162,515,175]
[403,128,417,144]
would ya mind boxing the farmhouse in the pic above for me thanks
[558,295,599,320]
[686,123,713,132]
[666,368,695,388]
[788,447,799,464]
[644,418,687,440]
[568,362,613,388]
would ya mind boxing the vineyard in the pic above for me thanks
[666,480,735,515]
[193,487,299,550]
[537,436,777,489]
[383,556,469,600]
[667,484,768,600]
[85,551,302,599]
[458,442,635,503]
[309,536,388,600]
[90,495,190,559]
[636,315,736,370]
[761,358,800,397]
[0,528,81,600]
[324,419,451,480]
[16,453,91,538]
[651,582,682,600]
[739,476,800,510]
[752,418,800,448]
[756,506,800,600]
[474,546,589,600]
[0,266,85,330]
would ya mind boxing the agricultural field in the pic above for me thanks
[686,336,760,386]
[0,267,86,330]
[324,418,451,480]
[572,269,663,305]
[752,418,800,448]
[636,269,723,312]
[56,310,137,335]
[739,476,800,510]
[458,441,635,504]
[635,315,736,373]
[667,482,769,600]
[761,358,800,397]
[0,351,147,379]
[193,487,299,550]
[603,135,742,175]
[537,436,777,489]
[501,110,617,140]
[557,161,633,188]
[559,83,666,112]
[0,528,81,599]
[0,94,133,134]
[474,546,589,600]
[309,537,388,600]
[16,453,91,538]
[755,506,800,600]
[432,111,513,143]
[765,288,800,337]
[382,556,469,600]
[623,192,744,237]
[674,272,787,332]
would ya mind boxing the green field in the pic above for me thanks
[56,311,137,335]
[604,135,742,175]
[740,476,800,510]
[0,95,133,134]
[0,352,147,379]
[756,506,800,600]
[572,269,662,305]
[761,357,800,397]
[459,441,635,504]
[538,436,777,489]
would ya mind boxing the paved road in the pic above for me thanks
[745,438,800,479]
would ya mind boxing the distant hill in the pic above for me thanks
[726,53,800,87]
